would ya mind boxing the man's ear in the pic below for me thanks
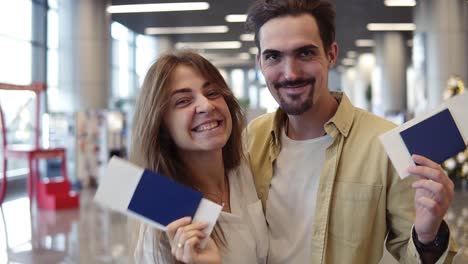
[327,42,339,69]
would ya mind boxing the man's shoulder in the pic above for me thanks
[352,107,398,135]
[246,112,276,135]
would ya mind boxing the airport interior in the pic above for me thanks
[0,0,467,263]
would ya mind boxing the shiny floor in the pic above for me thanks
[0,184,467,264]
[0,187,130,264]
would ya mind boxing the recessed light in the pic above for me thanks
[175,41,242,50]
[355,39,376,47]
[107,2,210,14]
[384,0,416,7]
[240,34,254,41]
[225,14,247,23]
[342,58,355,66]
[238,52,251,60]
[367,23,416,31]
[249,47,259,54]
[347,51,357,58]
[145,26,228,35]
[203,52,251,60]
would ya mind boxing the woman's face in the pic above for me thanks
[163,65,232,154]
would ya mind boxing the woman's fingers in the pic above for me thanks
[181,237,201,263]
[169,221,209,259]
[166,217,191,241]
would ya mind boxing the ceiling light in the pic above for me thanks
[238,52,251,60]
[145,26,228,35]
[225,14,247,22]
[107,2,209,14]
[175,41,242,50]
[249,47,259,55]
[342,58,355,66]
[203,52,251,60]
[367,23,416,31]
[384,0,417,7]
[212,59,253,67]
[355,39,376,47]
[347,51,358,58]
[240,34,254,41]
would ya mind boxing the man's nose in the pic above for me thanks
[283,57,302,81]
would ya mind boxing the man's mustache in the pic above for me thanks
[273,78,315,90]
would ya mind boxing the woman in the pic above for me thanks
[131,50,268,263]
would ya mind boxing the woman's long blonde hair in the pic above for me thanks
[129,50,245,261]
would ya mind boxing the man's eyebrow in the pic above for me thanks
[295,44,319,52]
[261,49,280,56]
[262,44,319,56]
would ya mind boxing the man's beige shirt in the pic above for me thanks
[244,92,457,263]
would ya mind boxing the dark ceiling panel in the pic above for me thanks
[110,0,413,67]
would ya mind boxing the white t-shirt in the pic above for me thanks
[266,130,332,264]
[134,160,268,264]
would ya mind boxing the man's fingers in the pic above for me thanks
[411,154,440,170]
[412,179,453,207]
[416,196,443,217]
[407,165,444,182]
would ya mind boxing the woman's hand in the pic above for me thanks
[166,217,222,264]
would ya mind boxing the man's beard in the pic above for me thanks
[273,78,316,115]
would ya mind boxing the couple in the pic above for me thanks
[132,0,457,263]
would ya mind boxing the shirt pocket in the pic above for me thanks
[247,200,269,264]
[328,182,383,246]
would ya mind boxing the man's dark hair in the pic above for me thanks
[246,0,336,52]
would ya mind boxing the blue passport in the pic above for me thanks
[400,109,466,164]
[127,169,203,227]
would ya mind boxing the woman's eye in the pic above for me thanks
[175,98,191,106]
[206,90,221,98]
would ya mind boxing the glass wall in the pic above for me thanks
[0,2,158,179]
[111,22,135,99]
[0,0,33,85]
[0,0,35,177]
[111,22,157,101]
[47,0,60,109]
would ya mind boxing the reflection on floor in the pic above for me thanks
[0,189,130,264]
[0,189,467,263]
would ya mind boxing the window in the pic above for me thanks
[0,0,50,178]
[230,69,245,98]
[47,4,60,111]
[111,22,135,99]
[136,34,157,87]
[111,22,158,100]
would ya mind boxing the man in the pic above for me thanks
[244,0,458,263]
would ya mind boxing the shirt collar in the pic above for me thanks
[271,92,355,145]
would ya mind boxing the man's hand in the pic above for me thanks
[408,154,454,244]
